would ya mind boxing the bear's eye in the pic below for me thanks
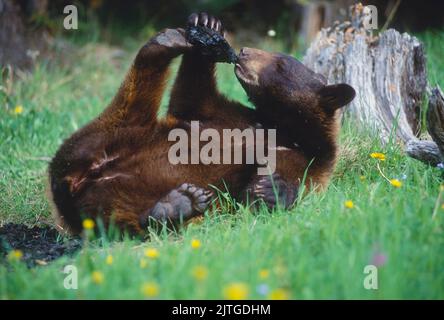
[276,60,287,72]
[276,59,289,75]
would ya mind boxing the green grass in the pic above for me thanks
[1,32,444,299]
[419,30,444,89]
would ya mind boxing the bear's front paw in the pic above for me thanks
[150,28,192,52]
[185,12,237,63]
[252,173,298,210]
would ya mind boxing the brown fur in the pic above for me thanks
[48,18,355,235]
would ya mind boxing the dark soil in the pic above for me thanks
[0,223,82,267]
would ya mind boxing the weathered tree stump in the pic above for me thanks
[303,3,426,143]
[406,87,444,166]
[303,3,444,167]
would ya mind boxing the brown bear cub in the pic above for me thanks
[48,13,355,235]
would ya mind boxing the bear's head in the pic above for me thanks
[234,47,355,130]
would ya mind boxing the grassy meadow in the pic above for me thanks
[0,30,443,299]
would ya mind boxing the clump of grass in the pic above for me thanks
[419,30,444,89]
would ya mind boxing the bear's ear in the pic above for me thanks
[318,83,356,111]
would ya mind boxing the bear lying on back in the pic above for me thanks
[48,13,355,235]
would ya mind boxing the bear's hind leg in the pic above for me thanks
[140,183,214,230]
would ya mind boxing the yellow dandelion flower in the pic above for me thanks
[141,282,159,297]
[139,258,148,269]
[8,249,23,262]
[191,239,201,249]
[14,105,23,115]
[440,185,444,192]
[144,248,159,259]
[223,282,249,300]
[390,179,402,188]
[82,218,95,230]
[344,200,354,209]
[91,271,104,284]
[105,255,113,265]
[259,269,270,279]
[359,175,366,181]
[441,204,444,210]
[192,266,208,281]
[268,288,290,300]
[370,152,386,161]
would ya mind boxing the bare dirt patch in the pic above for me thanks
[0,223,81,267]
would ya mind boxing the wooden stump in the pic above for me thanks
[406,87,444,166]
[303,3,444,167]
[303,3,426,143]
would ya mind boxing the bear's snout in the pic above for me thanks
[235,47,273,86]
[238,47,272,67]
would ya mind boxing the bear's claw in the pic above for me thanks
[188,12,224,35]
[177,183,214,213]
